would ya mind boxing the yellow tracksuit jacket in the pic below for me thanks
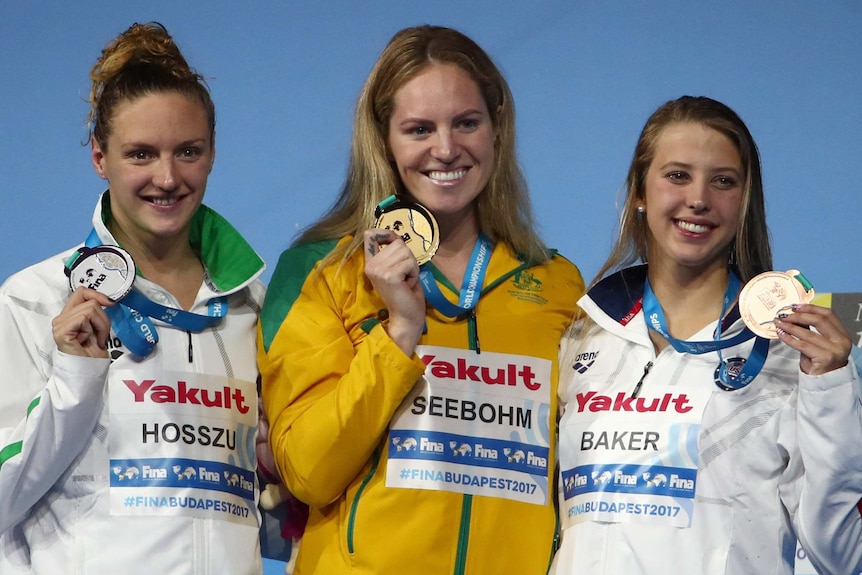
[259,237,584,574]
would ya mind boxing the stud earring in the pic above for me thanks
[636,205,645,214]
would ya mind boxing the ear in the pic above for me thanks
[208,131,217,173]
[90,136,108,180]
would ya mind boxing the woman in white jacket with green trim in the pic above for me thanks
[0,22,266,574]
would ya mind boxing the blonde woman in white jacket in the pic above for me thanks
[0,23,267,574]
[552,96,862,575]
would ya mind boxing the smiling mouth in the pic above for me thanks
[148,196,179,207]
[427,169,467,182]
[676,220,711,234]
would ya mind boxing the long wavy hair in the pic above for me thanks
[296,25,548,268]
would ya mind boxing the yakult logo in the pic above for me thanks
[575,391,693,413]
[123,379,251,414]
[420,354,543,391]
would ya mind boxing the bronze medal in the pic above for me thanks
[738,269,815,339]
[373,199,440,265]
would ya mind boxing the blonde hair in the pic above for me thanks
[594,95,772,287]
[88,22,215,149]
[297,25,548,267]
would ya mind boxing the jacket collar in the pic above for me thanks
[92,191,265,294]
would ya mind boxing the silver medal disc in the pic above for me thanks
[66,245,136,302]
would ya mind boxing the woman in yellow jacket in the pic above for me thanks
[259,25,584,574]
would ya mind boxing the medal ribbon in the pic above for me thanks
[643,272,768,389]
[65,229,227,357]
[419,234,493,317]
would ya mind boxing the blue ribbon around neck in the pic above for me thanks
[419,234,493,318]
[642,272,768,390]
[65,229,227,357]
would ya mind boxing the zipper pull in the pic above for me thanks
[630,361,653,398]
[469,308,481,354]
[187,330,193,363]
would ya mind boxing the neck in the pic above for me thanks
[109,223,203,310]
[432,210,481,285]
[647,261,731,344]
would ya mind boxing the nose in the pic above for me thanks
[154,157,177,191]
[430,129,459,163]
[687,180,710,213]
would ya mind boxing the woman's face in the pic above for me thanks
[91,91,214,249]
[642,121,744,276]
[387,63,496,226]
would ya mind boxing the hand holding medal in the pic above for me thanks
[54,246,128,358]
[364,196,432,355]
[740,269,852,375]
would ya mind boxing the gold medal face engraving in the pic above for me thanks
[738,269,815,339]
[374,202,440,265]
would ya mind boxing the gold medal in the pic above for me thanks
[738,269,815,339]
[373,197,439,265]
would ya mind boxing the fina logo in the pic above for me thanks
[391,436,418,452]
[112,465,140,480]
[173,465,196,480]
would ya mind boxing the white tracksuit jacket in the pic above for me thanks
[552,266,862,575]
[0,193,266,574]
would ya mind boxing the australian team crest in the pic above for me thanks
[512,270,543,292]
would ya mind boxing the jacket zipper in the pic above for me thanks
[187,330,194,363]
[467,309,480,353]
[453,495,473,575]
[630,361,653,398]
[347,447,381,554]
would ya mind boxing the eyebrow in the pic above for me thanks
[657,161,741,174]
[395,108,486,127]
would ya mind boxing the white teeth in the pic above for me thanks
[677,220,710,234]
[151,197,178,206]
[428,169,466,181]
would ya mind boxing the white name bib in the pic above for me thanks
[386,346,552,505]
[107,369,258,526]
[559,383,711,528]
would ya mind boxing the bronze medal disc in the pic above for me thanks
[373,201,440,265]
[738,269,815,339]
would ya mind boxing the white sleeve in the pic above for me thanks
[0,289,109,535]
[792,362,862,574]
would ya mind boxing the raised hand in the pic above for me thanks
[363,229,425,356]
[774,303,852,376]
[52,287,114,358]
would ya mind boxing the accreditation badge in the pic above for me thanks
[374,197,440,265]
[738,269,815,339]
[65,245,136,302]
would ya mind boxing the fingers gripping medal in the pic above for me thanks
[373,195,439,264]
[738,269,815,339]
[64,244,159,356]
[65,245,136,301]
